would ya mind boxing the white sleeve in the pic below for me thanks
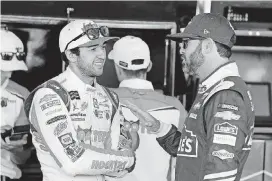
[30,88,135,176]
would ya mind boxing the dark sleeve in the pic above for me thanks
[202,90,249,181]
[156,125,181,157]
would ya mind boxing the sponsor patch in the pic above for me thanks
[1,99,7,107]
[198,85,207,94]
[189,113,197,119]
[214,111,240,121]
[247,91,254,111]
[70,112,86,121]
[212,149,234,160]
[70,113,86,117]
[81,102,88,111]
[46,115,67,125]
[218,104,238,111]
[39,94,58,104]
[177,127,198,157]
[69,91,81,100]
[64,143,85,162]
[45,108,63,116]
[94,109,104,119]
[40,100,61,111]
[58,133,75,147]
[213,134,236,146]
[1,97,16,107]
[243,125,254,150]
[214,122,238,135]
[54,121,68,136]
[91,160,127,171]
[193,102,201,110]
[72,102,80,111]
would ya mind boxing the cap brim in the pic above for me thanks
[1,60,28,72]
[78,37,119,48]
[166,32,200,41]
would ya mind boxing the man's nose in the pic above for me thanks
[179,43,185,55]
[97,45,106,55]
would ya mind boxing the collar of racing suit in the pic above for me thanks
[119,78,154,90]
[65,66,98,92]
[199,61,240,92]
[1,79,9,89]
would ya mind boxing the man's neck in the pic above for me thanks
[198,57,229,82]
[68,65,95,86]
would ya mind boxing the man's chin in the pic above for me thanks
[93,70,104,77]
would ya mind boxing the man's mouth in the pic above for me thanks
[94,58,104,67]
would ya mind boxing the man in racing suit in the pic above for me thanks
[24,20,136,181]
[125,13,255,181]
[1,29,31,179]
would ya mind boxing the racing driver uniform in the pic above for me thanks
[156,62,255,181]
[24,67,135,181]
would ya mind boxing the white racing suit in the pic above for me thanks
[1,79,30,179]
[24,68,135,181]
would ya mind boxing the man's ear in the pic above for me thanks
[147,61,152,72]
[114,63,121,76]
[65,50,77,63]
[201,38,215,55]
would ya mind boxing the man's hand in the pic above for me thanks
[1,125,27,151]
[1,149,22,179]
[124,101,161,133]
[105,170,128,178]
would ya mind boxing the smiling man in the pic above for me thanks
[24,20,136,181]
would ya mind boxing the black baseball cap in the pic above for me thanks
[167,13,236,48]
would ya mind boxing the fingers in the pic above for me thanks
[0,159,22,179]
[5,135,27,147]
[0,125,12,133]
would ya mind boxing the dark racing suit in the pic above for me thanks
[157,62,255,181]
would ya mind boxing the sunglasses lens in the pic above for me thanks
[1,53,13,61]
[183,40,188,49]
[100,26,109,37]
[16,52,26,61]
[87,28,99,39]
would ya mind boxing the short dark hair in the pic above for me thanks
[122,68,148,78]
[215,42,232,58]
[61,47,80,65]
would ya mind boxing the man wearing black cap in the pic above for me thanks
[125,13,255,181]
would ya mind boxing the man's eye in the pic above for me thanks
[89,47,97,51]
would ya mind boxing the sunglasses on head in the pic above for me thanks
[64,26,109,51]
[1,52,26,61]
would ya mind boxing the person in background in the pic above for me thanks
[108,35,187,181]
[125,13,255,181]
[24,20,137,181]
[1,29,31,179]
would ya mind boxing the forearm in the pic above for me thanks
[10,147,31,164]
[62,146,134,176]
[156,123,181,157]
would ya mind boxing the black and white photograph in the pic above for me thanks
[1,1,272,181]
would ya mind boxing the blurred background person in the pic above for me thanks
[108,35,187,181]
[1,29,31,179]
